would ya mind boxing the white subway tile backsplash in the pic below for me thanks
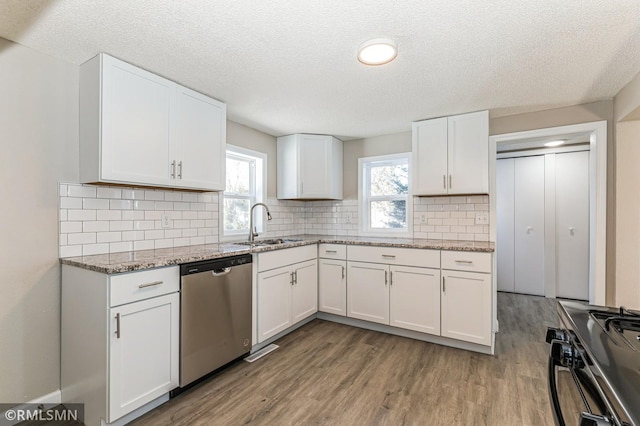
[97,187,122,199]
[83,198,110,210]
[83,221,109,233]
[68,185,96,198]
[68,209,97,221]
[59,183,490,257]
[109,200,132,210]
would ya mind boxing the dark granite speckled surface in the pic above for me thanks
[60,234,494,274]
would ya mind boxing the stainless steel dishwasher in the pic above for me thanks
[178,253,252,389]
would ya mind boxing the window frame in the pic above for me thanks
[358,152,412,237]
[219,145,267,241]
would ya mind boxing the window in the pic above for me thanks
[221,145,266,239]
[359,153,412,236]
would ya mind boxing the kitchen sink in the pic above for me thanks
[235,238,302,247]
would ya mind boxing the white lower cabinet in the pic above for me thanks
[346,246,442,335]
[256,245,318,343]
[347,261,389,324]
[109,293,179,421]
[318,258,347,316]
[318,244,348,316]
[61,265,180,426]
[389,265,441,335]
[441,251,492,346]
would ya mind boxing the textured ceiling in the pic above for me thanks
[1,1,640,140]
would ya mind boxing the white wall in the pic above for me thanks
[614,69,640,309]
[0,38,79,402]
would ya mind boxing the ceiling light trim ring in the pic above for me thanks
[358,38,397,66]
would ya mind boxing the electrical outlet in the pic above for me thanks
[420,214,426,224]
[161,213,172,229]
[475,213,489,225]
[346,213,352,224]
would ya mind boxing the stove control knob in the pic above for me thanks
[546,327,568,344]
[551,341,585,368]
[579,412,611,425]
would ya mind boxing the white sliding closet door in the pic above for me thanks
[496,159,515,292]
[556,151,589,300]
[514,156,545,296]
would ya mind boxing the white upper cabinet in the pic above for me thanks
[412,110,488,195]
[277,134,343,200]
[80,54,226,191]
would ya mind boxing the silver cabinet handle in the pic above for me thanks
[138,280,163,288]
[211,268,231,277]
[385,270,388,286]
[442,276,446,292]
[454,260,473,265]
[178,161,183,179]
[341,266,345,279]
[325,250,338,254]
[448,174,452,189]
[443,175,446,189]
[294,270,298,285]
[389,271,393,286]
[290,271,294,286]
[115,313,121,339]
[171,160,176,179]
[381,254,396,259]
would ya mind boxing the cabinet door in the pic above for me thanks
[299,134,332,198]
[257,266,293,343]
[412,117,448,195]
[496,158,515,292]
[389,265,440,335]
[292,259,318,323]
[447,110,489,194]
[318,259,347,316]
[172,85,226,190]
[347,261,389,325]
[109,292,179,422]
[555,151,589,300]
[441,270,491,346]
[101,55,173,186]
[514,156,545,296]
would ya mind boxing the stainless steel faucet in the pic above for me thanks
[249,203,272,242]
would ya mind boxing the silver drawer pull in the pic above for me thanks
[455,260,473,264]
[325,250,338,254]
[138,280,163,289]
[381,254,396,259]
[115,313,121,338]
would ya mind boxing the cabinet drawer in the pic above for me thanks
[347,245,440,269]
[318,243,346,260]
[110,266,179,307]
[257,244,318,272]
[441,251,491,273]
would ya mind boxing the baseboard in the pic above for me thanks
[0,389,62,426]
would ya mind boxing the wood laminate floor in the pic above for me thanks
[131,292,583,426]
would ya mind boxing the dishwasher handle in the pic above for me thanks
[211,268,231,277]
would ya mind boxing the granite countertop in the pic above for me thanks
[60,234,494,274]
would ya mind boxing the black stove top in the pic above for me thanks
[558,300,640,425]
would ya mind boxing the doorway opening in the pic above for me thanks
[489,121,607,307]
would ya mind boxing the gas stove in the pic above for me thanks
[546,301,640,426]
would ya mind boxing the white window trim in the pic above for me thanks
[219,144,267,242]
[358,152,412,238]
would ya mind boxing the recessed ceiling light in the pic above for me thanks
[357,38,397,66]
[544,140,565,147]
